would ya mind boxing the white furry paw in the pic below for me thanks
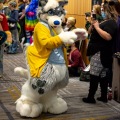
[48,98,68,114]
[72,28,88,41]
[58,31,77,44]
[16,99,43,118]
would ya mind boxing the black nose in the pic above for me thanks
[54,20,60,25]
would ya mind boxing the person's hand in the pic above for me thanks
[68,65,71,67]
[0,15,3,21]
[6,16,9,19]
[93,20,99,29]
[91,18,97,24]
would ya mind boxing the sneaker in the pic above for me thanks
[97,97,108,103]
[82,97,96,104]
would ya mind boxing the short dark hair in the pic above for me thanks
[115,1,120,14]
[9,1,17,8]
[75,41,80,50]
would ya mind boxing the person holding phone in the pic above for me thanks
[85,4,103,31]
[82,0,118,103]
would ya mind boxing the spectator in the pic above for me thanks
[112,0,120,102]
[0,13,9,77]
[85,4,103,39]
[82,0,118,104]
[0,0,10,16]
[92,4,103,22]
[64,17,76,53]
[101,3,107,20]
[18,0,26,45]
[64,17,76,32]
[0,0,11,52]
[0,0,9,77]
[68,41,85,77]
[7,1,19,54]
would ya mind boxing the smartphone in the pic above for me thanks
[92,14,96,20]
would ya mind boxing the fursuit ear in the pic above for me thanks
[37,0,48,17]
[43,0,59,12]
[39,0,48,8]
[58,0,68,7]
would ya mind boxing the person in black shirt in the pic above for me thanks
[82,0,118,103]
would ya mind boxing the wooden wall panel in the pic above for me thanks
[64,0,92,28]
[77,0,84,15]
[65,15,85,28]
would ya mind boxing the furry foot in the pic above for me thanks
[16,99,43,118]
[48,98,68,114]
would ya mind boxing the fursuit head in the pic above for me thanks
[14,0,88,118]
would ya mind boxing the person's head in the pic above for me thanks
[66,17,76,28]
[93,4,101,16]
[23,0,29,4]
[101,2,104,10]
[8,1,17,10]
[0,0,4,9]
[71,41,80,50]
[103,0,118,21]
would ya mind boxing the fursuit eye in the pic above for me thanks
[58,12,62,17]
[48,10,54,15]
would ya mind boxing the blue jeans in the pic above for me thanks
[8,29,19,53]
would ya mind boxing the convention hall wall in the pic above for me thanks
[65,0,104,28]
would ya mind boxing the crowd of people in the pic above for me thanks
[0,0,38,77]
[83,0,120,103]
[0,0,120,103]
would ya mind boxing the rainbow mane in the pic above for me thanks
[25,0,39,31]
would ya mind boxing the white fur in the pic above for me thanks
[44,0,59,12]
[58,31,77,44]
[72,28,88,41]
[15,76,68,117]
[47,16,64,34]
[14,67,29,79]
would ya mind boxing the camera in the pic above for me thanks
[85,12,91,17]
[92,14,96,20]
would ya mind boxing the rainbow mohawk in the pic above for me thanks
[25,0,39,31]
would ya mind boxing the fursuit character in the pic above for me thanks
[15,0,88,118]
